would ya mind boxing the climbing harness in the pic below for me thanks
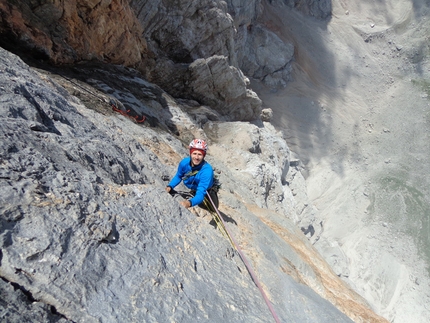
[205,193,282,323]
[181,170,199,181]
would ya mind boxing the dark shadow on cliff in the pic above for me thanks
[209,211,237,227]
[11,55,180,135]
[253,1,347,175]
[252,0,429,177]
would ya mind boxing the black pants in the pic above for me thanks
[199,188,219,212]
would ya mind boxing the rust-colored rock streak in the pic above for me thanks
[259,217,390,323]
[0,0,147,65]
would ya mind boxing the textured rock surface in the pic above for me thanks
[0,0,146,65]
[0,46,387,322]
[187,56,262,120]
[239,24,294,89]
[0,47,268,322]
[0,1,401,322]
[131,0,237,64]
[268,0,332,18]
[0,0,297,120]
[255,1,430,322]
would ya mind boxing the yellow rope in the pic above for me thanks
[202,198,235,248]
[204,193,282,323]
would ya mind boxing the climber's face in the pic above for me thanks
[190,150,204,166]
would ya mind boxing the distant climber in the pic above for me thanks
[165,139,219,211]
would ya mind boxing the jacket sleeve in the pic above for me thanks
[189,165,213,206]
[167,159,187,189]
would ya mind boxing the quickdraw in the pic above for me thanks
[205,193,282,323]
[110,98,146,123]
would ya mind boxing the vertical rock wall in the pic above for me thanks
[0,0,147,65]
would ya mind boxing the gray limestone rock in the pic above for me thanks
[0,46,268,323]
[239,24,294,89]
[187,56,262,121]
[268,0,332,19]
[203,121,291,212]
[0,46,358,323]
[0,278,71,323]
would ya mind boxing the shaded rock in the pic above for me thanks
[301,224,315,237]
[0,0,298,122]
[187,56,262,120]
[239,24,294,89]
[131,0,237,65]
[268,0,332,19]
[148,55,262,121]
[0,0,147,65]
[0,278,71,323]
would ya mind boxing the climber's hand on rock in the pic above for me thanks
[180,200,191,208]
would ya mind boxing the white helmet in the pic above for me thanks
[189,139,208,154]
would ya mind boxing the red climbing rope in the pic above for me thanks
[110,99,146,123]
[205,193,282,323]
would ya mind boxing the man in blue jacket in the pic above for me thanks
[165,139,218,210]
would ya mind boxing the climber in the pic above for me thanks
[165,139,219,211]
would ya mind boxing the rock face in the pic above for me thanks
[0,47,266,322]
[239,24,294,89]
[0,46,388,322]
[131,0,237,64]
[268,0,332,18]
[0,0,147,65]
[0,0,314,120]
[186,56,262,120]
[0,1,389,322]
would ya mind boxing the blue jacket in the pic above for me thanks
[168,157,214,206]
